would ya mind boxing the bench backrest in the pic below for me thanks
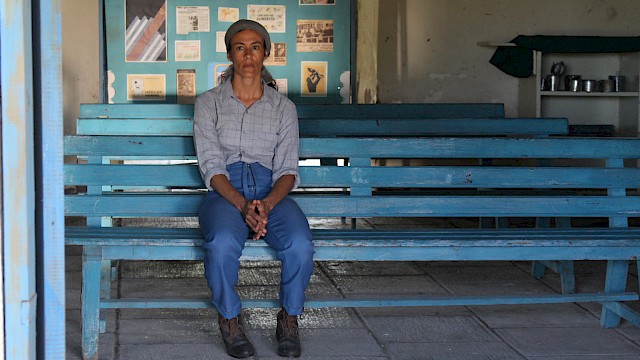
[76,103,568,137]
[65,132,640,225]
[79,103,506,119]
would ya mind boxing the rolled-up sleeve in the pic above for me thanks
[193,92,229,190]
[272,101,300,188]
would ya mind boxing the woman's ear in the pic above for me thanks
[226,52,231,61]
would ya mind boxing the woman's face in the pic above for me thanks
[227,29,267,80]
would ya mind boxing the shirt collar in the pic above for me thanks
[221,78,276,107]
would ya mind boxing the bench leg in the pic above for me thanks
[82,246,103,360]
[531,217,576,294]
[600,260,629,328]
[479,217,508,229]
[558,261,576,294]
[531,260,576,294]
[99,260,113,333]
[531,261,546,279]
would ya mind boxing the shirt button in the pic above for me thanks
[243,131,247,134]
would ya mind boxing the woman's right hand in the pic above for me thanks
[241,199,267,240]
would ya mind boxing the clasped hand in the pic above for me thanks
[241,199,271,240]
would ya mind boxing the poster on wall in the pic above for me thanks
[125,0,167,62]
[175,6,210,34]
[175,40,200,61]
[218,7,240,22]
[264,43,287,66]
[208,62,232,89]
[177,69,196,104]
[216,32,227,52]
[276,79,288,96]
[127,74,166,101]
[296,20,334,52]
[247,5,286,33]
[301,61,327,97]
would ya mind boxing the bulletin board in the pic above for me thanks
[105,0,353,104]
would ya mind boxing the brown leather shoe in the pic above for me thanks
[218,314,255,359]
[275,309,301,358]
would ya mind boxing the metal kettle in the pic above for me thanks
[551,61,566,76]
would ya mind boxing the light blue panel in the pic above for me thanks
[1,0,37,358]
[38,0,66,358]
[106,0,352,104]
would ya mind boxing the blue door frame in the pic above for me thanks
[1,0,65,358]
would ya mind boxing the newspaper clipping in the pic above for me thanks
[177,69,196,104]
[265,42,287,66]
[296,20,334,52]
[176,6,210,34]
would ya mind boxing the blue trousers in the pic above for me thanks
[198,162,314,319]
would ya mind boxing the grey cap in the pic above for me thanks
[224,19,271,55]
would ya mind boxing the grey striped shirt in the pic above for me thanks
[193,80,300,191]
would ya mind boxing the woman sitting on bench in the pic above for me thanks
[193,19,315,359]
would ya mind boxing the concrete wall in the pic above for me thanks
[377,0,640,116]
[62,0,99,134]
[61,1,640,125]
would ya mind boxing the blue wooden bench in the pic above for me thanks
[68,103,640,360]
